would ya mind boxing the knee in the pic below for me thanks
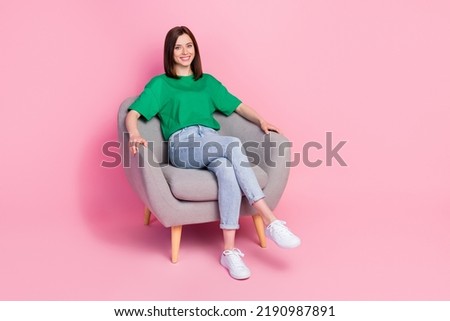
[210,158,235,178]
[224,137,245,157]
[227,136,242,147]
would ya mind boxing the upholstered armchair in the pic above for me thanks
[117,97,291,263]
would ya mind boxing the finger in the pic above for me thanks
[272,128,282,134]
[270,125,281,134]
[137,141,145,150]
[138,139,147,148]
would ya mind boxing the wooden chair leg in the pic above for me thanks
[252,214,267,248]
[171,225,183,263]
[144,207,151,225]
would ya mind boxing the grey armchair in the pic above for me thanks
[117,97,291,263]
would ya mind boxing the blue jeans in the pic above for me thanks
[168,125,265,230]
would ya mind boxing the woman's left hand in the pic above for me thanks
[260,120,282,135]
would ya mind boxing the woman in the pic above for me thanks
[126,26,300,280]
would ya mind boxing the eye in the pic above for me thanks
[174,46,181,50]
[187,44,193,48]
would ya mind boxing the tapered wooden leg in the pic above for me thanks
[252,214,267,248]
[144,207,151,225]
[171,225,183,263]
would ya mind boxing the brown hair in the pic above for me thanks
[164,26,203,80]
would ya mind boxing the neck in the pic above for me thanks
[174,65,193,77]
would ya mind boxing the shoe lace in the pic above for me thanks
[223,249,246,268]
[268,220,292,237]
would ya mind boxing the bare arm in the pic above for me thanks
[235,103,281,134]
[125,110,148,155]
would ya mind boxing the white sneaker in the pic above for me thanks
[220,248,251,280]
[265,220,301,249]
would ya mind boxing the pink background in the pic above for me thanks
[1,0,449,300]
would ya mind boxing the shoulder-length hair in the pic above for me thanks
[164,26,203,80]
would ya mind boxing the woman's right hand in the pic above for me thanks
[129,134,148,155]
[126,110,148,155]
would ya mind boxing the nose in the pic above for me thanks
[182,46,187,54]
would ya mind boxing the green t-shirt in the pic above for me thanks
[128,73,242,140]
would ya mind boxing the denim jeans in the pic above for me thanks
[168,125,265,230]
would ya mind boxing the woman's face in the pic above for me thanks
[173,33,195,69]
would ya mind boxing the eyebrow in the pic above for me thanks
[175,42,193,46]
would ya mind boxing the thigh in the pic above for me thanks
[169,126,242,168]
[169,127,201,168]
[168,126,217,169]
[201,133,243,163]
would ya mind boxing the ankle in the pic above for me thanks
[263,217,277,226]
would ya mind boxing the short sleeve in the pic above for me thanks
[127,78,161,120]
[210,77,242,116]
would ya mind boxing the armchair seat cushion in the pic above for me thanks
[161,164,268,201]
